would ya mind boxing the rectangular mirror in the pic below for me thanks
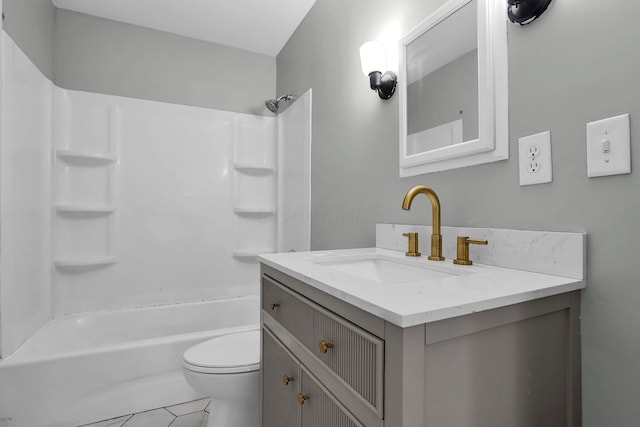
[399,0,508,176]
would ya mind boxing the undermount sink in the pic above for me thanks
[312,254,467,284]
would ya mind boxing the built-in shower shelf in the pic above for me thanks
[54,256,116,268]
[233,206,275,215]
[233,163,275,173]
[56,149,116,165]
[232,248,276,259]
[55,204,116,214]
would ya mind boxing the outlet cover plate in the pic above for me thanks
[586,113,631,177]
[519,131,552,186]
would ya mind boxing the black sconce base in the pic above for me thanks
[368,71,397,100]
[507,0,553,25]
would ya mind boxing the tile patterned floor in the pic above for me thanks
[78,398,211,427]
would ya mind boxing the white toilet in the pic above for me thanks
[182,329,261,427]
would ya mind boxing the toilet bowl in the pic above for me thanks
[182,329,260,427]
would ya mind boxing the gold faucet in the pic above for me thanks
[401,185,445,261]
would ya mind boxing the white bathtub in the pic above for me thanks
[0,295,259,427]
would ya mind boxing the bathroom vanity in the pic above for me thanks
[259,225,585,427]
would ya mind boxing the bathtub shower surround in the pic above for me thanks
[0,296,258,427]
[52,89,276,313]
[51,87,311,314]
[0,33,311,427]
[277,91,312,254]
[0,31,53,359]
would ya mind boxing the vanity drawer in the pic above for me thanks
[262,276,314,349]
[262,274,384,417]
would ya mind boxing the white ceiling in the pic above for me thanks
[52,0,317,57]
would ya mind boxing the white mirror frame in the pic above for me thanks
[399,0,508,177]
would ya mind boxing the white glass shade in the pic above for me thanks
[359,40,387,76]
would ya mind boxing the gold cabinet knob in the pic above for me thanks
[297,393,310,405]
[282,375,294,385]
[319,340,335,354]
[269,302,280,310]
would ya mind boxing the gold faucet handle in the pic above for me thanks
[402,233,421,257]
[453,236,488,265]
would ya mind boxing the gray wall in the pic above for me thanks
[54,9,275,114]
[2,0,56,80]
[277,0,640,425]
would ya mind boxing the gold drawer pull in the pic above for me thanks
[282,375,294,385]
[297,393,310,405]
[319,340,335,354]
[269,302,280,310]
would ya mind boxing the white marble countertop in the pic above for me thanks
[258,247,585,328]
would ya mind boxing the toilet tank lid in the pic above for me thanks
[184,329,260,369]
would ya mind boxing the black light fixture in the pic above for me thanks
[359,41,397,100]
[507,0,553,25]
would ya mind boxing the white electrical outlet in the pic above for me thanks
[519,131,552,186]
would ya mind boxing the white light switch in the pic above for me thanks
[586,113,631,177]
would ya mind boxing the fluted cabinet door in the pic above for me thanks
[299,366,363,427]
[312,305,384,416]
[262,329,299,427]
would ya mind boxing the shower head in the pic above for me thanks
[265,99,279,114]
[265,93,295,113]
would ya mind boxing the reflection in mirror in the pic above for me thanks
[406,0,478,155]
[398,0,508,177]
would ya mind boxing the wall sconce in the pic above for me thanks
[507,0,553,25]
[359,40,397,100]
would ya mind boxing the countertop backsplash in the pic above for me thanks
[376,224,586,280]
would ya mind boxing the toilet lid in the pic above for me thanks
[183,330,260,374]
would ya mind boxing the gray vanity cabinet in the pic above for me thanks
[262,330,298,427]
[299,365,364,427]
[260,264,582,427]
[262,314,366,427]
